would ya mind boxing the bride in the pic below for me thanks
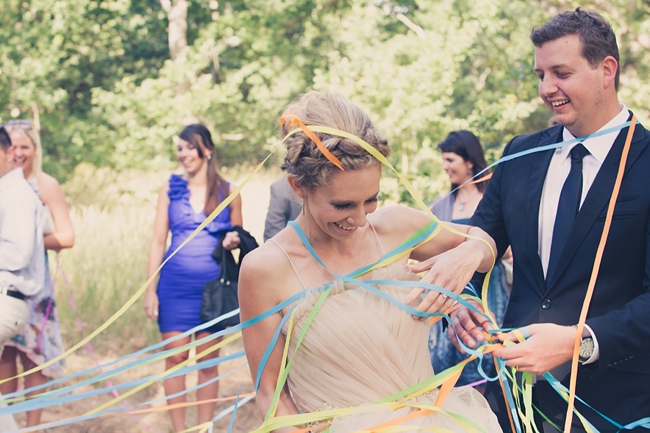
[239,92,502,432]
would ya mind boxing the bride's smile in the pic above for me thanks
[296,165,381,242]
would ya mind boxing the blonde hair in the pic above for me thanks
[5,119,42,178]
[280,92,390,190]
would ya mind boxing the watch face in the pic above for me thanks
[579,337,595,360]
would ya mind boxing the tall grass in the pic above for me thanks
[55,204,160,353]
[55,165,169,354]
[52,160,438,356]
[54,163,279,355]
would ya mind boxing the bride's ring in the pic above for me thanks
[441,294,448,300]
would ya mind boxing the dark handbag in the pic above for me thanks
[200,246,240,329]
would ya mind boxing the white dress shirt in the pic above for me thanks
[537,104,629,364]
[0,168,45,297]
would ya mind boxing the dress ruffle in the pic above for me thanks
[167,174,191,200]
[166,174,231,234]
[157,173,232,332]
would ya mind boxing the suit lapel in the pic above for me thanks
[524,128,560,297]
[546,116,649,290]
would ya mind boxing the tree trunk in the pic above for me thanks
[160,0,188,60]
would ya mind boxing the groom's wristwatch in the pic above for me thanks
[579,335,595,364]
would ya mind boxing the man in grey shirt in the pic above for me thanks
[263,176,302,241]
[0,125,44,431]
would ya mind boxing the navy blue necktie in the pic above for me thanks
[547,143,590,282]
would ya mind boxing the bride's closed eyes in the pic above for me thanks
[332,196,378,210]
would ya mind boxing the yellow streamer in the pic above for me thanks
[85,332,242,416]
[6,119,500,432]
[284,125,496,264]
[0,145,280,387]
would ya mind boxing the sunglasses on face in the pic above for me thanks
[5,119,35,131]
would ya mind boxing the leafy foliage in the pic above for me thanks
[2,0,650,200]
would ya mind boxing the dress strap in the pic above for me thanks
[269,239,308,289]
[287,220,440,278]
[367,220,386,256]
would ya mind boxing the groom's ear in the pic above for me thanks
[287,175,306,198]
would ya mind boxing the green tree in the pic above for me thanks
[92,0,357,170]
[0,0,168,180]
[3,0,650,196]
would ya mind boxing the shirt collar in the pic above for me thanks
[561,104,629,163]
[0,167,25,188]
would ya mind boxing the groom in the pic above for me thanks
[450,8,650,432]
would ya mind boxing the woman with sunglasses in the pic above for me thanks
[0,119,74,428]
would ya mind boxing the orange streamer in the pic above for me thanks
[280,113,344,171]
[430,173,493,211]
[434,365,464,407]
[99,393,256,417]
[563,116,636,431]
[496,354,518,433]
[366,408,433,432]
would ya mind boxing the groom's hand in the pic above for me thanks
[494,323,577,375]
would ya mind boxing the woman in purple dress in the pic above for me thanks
[144,124,242,431]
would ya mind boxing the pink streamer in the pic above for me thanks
[465,378,488,388]
[60,266,156,432]
[35,253,59,352]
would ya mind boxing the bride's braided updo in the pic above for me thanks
[280,92,390,191]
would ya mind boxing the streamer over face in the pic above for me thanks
[280,91,390,191]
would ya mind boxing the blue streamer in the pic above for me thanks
[0,352,246,415]
[1,308,242,404]
[428,121,636,209]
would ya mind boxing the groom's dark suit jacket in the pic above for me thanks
[470,113,650,432]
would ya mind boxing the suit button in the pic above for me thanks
[541,299,551,309]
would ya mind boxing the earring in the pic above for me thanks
[467,169,472,175]
[302,197,306,216]
[208,154,212,161]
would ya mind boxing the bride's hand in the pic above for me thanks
[448,300,493,352]
[405,242,484,318]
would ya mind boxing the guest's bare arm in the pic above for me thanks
[228,183,243,226]
[144,185,170,321]
[38,173,75,251]
[223,183,243,250]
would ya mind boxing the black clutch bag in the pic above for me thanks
[200,246,240,330]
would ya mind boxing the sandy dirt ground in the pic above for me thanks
[13,339,262,433]
[7,176,280,432]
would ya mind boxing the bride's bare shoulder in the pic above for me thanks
[370,205,433,238]
[240,241,288,282]
[239,236,303,315]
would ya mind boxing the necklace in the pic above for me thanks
[458,201,466,212]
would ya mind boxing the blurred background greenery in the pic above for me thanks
[3,0,650,350]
